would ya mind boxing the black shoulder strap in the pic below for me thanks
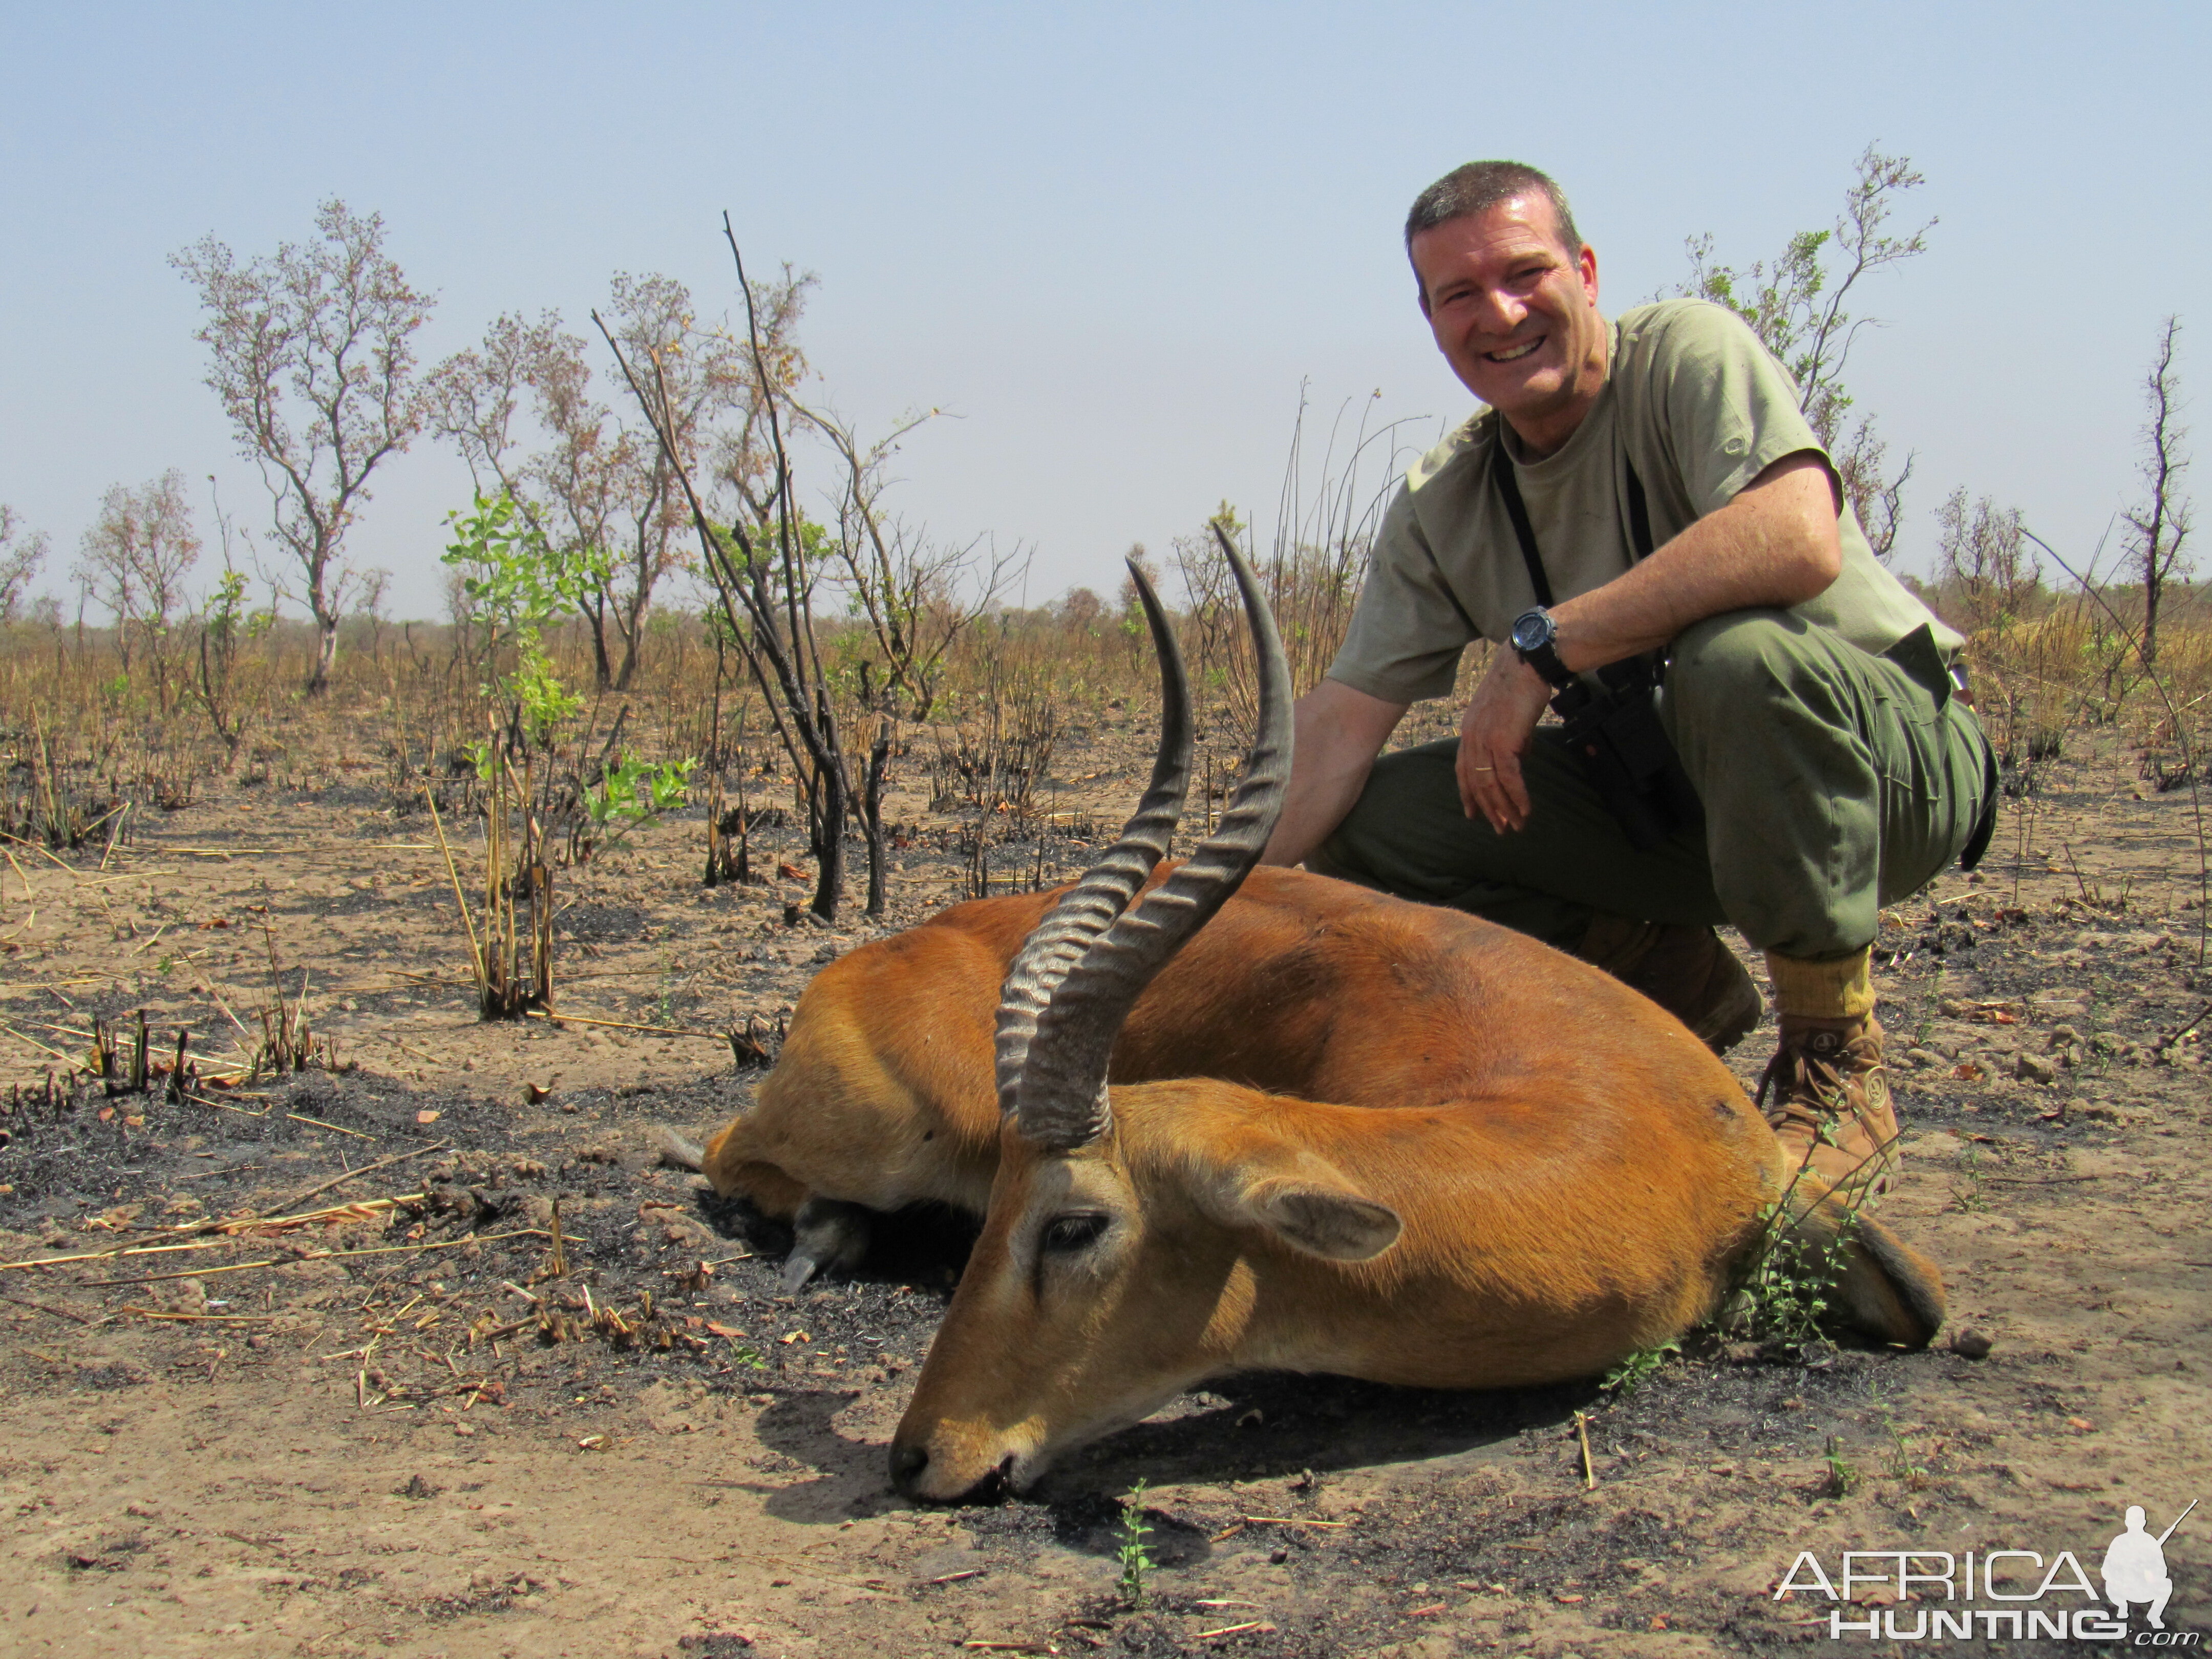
[1490,441,1551,608]
[1491,437,1657,612]
[1623,458,1656,562]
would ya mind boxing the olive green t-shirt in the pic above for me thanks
[1327,298,1963,705]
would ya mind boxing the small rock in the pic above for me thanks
[1904,1047,1941,1070]
[2015,1052,2058,1084]
[2083,1102,2152,1126]
[2049,1023,2081,1046]
[661,1214,714,1248]
[153,1277,208,1315]
[1949,1329,1994,1359]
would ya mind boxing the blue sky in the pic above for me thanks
[2,2,2204,620]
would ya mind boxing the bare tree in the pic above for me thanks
[433,282,751,690]
[2126,317,2193,669]
[590,274,751,689]
[0,504,48,624]
[1933,487,2037,632]
[600,230,858,917]
[706,266,814,526]
[354,565,393,663]
[431,310,624,683]
[73,470,201,705]
[428,310,568,498]
[794,403,1025,719]
[173,200,433,691]
[1683,146,1933,559]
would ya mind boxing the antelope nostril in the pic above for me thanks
[888,1442,929,1493]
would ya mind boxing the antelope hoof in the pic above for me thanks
[652,1126,707,1172]
[1836,1211,1947,1348]
[782,1197,873,1292]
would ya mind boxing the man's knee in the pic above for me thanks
[1666,609,1810,712]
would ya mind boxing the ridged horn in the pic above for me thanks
[1008,528,1292,1150]
[993,561,1192,1116]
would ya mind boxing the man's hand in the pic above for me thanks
[1451,451,1843,836]
[1456,647,1554,833]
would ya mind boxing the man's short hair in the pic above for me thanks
[1403,162,1582,301]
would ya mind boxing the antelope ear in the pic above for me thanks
[1243,1179,1402,1262]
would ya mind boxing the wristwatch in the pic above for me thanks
[1508,607,1575,690]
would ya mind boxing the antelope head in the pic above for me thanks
[888,536,1402,1502]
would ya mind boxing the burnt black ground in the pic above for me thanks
[2,727,2208,1655]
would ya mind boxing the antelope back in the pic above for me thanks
[705,863,1535,1219]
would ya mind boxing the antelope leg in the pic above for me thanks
[782,1195,875,1292]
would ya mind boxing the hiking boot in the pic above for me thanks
[1579,915,1763,1055]
[1758,1013,1899,1199]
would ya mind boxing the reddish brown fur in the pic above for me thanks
[697,865,1943,1499]
[893,1074,1769,1496]
[707,865,1748,1211]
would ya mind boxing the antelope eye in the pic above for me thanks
[1040,1213,1109,1253]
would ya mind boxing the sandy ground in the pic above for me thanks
[1,716,2208,1657]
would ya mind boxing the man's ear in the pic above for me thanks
[1243,1179,1402,1261]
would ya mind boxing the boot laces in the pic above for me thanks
[1757,1028,1868,1137]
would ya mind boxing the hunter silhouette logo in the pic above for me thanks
[1774,1496,2199,1642]
[2105,1500,2195,1632]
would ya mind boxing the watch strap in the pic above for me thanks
[1521,635,1573,690]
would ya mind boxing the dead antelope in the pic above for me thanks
[685,548,1946,1502]
[892,545,1946,1499]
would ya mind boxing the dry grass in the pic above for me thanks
[2,573,2206,934]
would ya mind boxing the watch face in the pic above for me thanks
[1510,612,1550,653]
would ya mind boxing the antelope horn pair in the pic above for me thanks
[994,529,1293,1150]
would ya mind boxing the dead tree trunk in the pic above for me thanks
[595,220,854,921]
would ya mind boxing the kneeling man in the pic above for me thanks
[1263,161,1995,1195]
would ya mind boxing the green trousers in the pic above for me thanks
[1314,610,1996,962]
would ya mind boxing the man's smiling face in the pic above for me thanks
[1411,195,1607,456]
